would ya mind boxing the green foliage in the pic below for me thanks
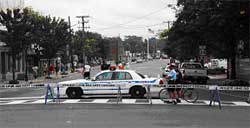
[33,16,70,59]
[162,0,249,60]
[123,35,144,54]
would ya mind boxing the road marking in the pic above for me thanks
[151,99,164,104]
[0,98,249,107]
[32,99,51,104]
[122,99,136,104]
[5,100,29,105]
[232,102,250,106]
[177,100,194,105]
[63,99,80,103]
[0,96,44,100]
[91,99,109,103]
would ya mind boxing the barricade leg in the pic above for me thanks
[116,85,122,104]
[44,84,49,104]
[248,92,250,103]
[146,85,152,104]
[48,86,55,102]
[56,84,60,103]
[215,88,222,109]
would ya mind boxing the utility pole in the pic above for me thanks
[163,21,172,29]
[76,15,89,68]
[68,16,75,72]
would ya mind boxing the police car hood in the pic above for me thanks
[58,79,89,85]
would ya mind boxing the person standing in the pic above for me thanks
[83,64,91,79]
[55,63,60,78]
[101,60,109,70]
[165,65,177,104]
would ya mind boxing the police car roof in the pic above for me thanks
[101,69,135,73]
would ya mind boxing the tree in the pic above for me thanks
[0,8,33,83]
[123,36,144,56]
[161,0,249,79]
[33,16,70,76]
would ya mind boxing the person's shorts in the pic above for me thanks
[167,80,176,92]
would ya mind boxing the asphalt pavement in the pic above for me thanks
[0,103,249,128]
[0,59,249,128]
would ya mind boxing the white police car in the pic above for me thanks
[58,68,164,99]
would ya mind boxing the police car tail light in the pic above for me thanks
[159,79,164,85]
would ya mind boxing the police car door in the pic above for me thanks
[91,72,114,94]
[112,71,133,94]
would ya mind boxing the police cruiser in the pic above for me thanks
[58,67,164,99]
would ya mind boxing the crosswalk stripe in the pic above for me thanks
[91,99,109,103]
[32,99,51,104]
[63,99,80,103]
[122,99,136,104]
[5,100,29,105]
[0,98,249,107]
[232,102,250,106]
[177,100,194,105]
[151,99,164,104]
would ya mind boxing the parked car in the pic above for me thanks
[136,58,143,63]
[180,62,209,84]
[58,68,164,99]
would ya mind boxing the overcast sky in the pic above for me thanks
[25,0,177,39]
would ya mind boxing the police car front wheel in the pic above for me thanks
[130,86,146,98]
[66,87,83,99]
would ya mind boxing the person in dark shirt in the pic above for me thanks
[101,60,110,70]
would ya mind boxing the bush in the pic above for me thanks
[223,79,250,86]
[207,68,226,75]
[9,80,19,84]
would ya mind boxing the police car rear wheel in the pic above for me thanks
[130,86,145,98]
[66,87,82,99]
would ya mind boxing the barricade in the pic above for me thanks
[44,83,60,104]
[209,86,222,109]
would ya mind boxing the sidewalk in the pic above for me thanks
[0,66,101,85]
[0,71,77,85]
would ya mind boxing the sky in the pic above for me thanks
[23,0,177,39]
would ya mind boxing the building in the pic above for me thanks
[0,0,26,81]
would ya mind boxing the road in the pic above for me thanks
[0,104,249,128]
[0,59,249,101]
[0,59,249,128]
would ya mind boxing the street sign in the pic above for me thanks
[199,45,206,56]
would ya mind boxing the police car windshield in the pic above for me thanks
[136,72,146,79]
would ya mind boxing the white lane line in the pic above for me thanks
[32,99,52,104]
[151,99,164,104]
[0,96,44,100]
[177,100,194,105]
[91,99,109,103]
[63,99,80,103]
[232,102,250,106]
[5,100,29,105]
[122,99,136,104]
[203,101,211,105]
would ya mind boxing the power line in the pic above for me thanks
[99,5,168,30]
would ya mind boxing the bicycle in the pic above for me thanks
[159,85,199,103]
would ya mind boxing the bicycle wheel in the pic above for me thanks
[159,88,171,102]
[183,89,199,103]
